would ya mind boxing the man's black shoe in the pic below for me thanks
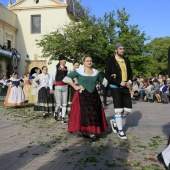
[54,112,59,121]
[43,113,47,119]
[62,117,67,124]
[157,152,169,170]
[149,100,154,103]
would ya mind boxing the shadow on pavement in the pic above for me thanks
[162,122,170,139]
[124,111,142,132]
[0,132,130,170]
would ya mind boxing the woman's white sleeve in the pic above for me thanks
[63,76,73,83]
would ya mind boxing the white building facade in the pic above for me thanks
[0,0,74,77]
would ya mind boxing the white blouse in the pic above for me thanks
[33,73,50,89]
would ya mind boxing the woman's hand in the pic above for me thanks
[111,74,116,79]
[74,85,84,90]
[35,83,40,88]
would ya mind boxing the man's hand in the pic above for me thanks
[121,82,127,86]
[50,89,53,94]
[111,74,116,79]
[126,82,131,87]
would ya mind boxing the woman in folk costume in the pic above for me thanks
[32,68,41,77]
[4,72,25,107]
[63,56,108,140]
[23,72,31,101]
[33,66,55,117]
[28,68,41,104]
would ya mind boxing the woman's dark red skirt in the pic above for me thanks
[68,89,108,134]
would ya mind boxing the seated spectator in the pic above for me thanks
[166,75,169,80]
[161,81,170,103]
[130,81,139,99]
[138,80,148,101]
[158,75,163,83]
[143,80,153,101]
[139,75,145,82]
[132,75,138,81]
[155,80,168,103]
[145,79,160,102]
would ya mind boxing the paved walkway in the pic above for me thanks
[0,98,169,170]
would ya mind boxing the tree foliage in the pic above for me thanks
[144,37,170,75]
[36,8,148,72]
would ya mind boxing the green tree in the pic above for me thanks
[36,8,148,72]
[144,37,170,75]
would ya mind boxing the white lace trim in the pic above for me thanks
[62,76,73,83]
[75,66,99,76]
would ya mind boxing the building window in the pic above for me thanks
[31,15,41,34]
[33,0,39,3]
[7,40,11,50]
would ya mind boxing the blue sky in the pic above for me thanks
[1,0,170,42]
[81,0,170,41]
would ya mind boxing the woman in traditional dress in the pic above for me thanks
[4,72,25,106]
[28,69,41,104]
[23,72,31,101]
[63,56,108,140]
[33,66,55,117]
[32,68,41,77]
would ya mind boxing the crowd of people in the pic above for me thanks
[0,43,169,168]
[0,54,108,140]
[0,44,19,54]
[129,75,170,104]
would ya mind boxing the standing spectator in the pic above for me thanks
[0,75,8,99]
[0,75,8,86]
[63,55,108,140]
[49,54,70,123]
[105,43,133,140]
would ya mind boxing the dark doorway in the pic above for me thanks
[6,64,14,78]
